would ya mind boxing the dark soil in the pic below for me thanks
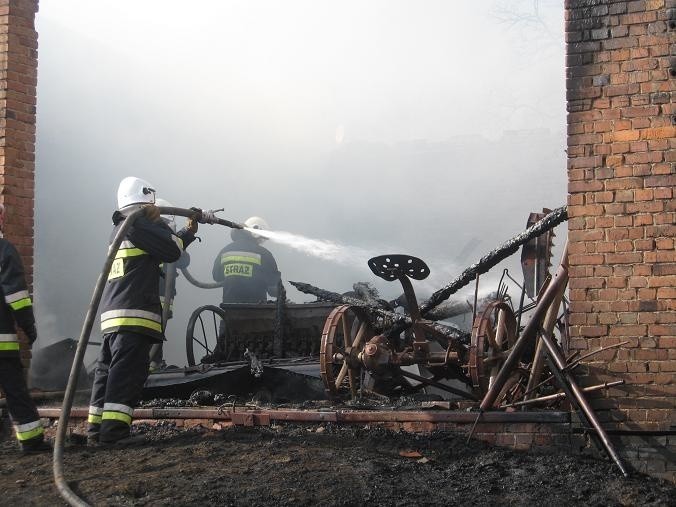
[0,423,674,506]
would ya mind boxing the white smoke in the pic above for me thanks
[245,226,506,304]
[245,227,385,269]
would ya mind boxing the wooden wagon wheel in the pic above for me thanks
[185,305,229,366]
[320,305,374,399]
[469,301,518,397]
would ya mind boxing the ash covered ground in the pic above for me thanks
[0,421,674,506]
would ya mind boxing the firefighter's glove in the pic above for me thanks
[187,217,199,234]
[26,324,38,347]
[143,203,161,222]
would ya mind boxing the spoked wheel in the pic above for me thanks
[186,305,229,366]
[469,300,519,400]
[320,305,374,399]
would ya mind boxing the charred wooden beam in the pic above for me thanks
[425,292,497,322]
[420,205,568,316]
[288,281,468,345]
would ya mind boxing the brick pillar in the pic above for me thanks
[0,0,39,367]
[566,0,674,479]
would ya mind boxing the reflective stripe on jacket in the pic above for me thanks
[212,231,281,304]
[99,213,195,341]
[0,239,36,357]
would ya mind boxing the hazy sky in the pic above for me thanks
[34,1,567,366]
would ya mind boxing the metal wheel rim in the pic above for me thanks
[320,305,373,399]
[185,305,228,366]
[469,301,517,396]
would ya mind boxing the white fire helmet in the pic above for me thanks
[155,198,176,231]
[244,216,269,243]
[117,176,156,210]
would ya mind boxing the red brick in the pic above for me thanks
[632,164,652,176]
[611,142,631,154]
[658,337,676,348]
[634,188,654,201]
[569,253,606,267]
[653,187,672,199]
[653,263,676,276]
[580,325,608,337]
[626,201,664,213]
[606,203,628,215]
[660,361,676,372]
[569,180,604,193]
[651,163,672,175]
[606,252,644,264]
[624,151,663,164]
[605,177,644,190]
[595,216,616,228]
[614,216,633,227]
[610,275,632,289]
[567,204,605,217]
[594,191,614,203]
[638,288,657,299]
[615,189,634,202]
[622,105,660,117]
[640,126,676,140]
[611,129,641,142]
[645,174,676,188]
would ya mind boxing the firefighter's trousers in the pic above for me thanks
[0,357,44,449]
[87,331,152,443]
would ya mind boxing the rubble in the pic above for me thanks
[1,424,674,506]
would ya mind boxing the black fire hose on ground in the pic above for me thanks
[53,206,242,507]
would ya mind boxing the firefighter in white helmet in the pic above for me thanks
[87,177,198,445]
[212,216,281,304]
[0,204,50,453]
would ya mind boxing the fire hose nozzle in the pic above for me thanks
[188,207,243,229]
[158,206,244,229]
[191,207,220,224]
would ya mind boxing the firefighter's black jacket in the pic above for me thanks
[0,238,37,357]
[100,212,195,341]
[212,229,280,304]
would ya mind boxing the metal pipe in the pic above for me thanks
[570,340,629,366]
[504,380,625,408]
[39,406,570,424]
[480,241,569,410]
[539,329,629,477]
[515,341,628,405]
[53,206,241,507]
[397,369,478,401]
[524,278,568,400]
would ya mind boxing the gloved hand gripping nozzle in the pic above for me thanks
[158,206,245,230]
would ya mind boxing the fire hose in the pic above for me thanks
[53,206,242,507]
[179,266,224,289]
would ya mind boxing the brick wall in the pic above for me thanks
[0,0,39,367]
[565,0,675,480]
